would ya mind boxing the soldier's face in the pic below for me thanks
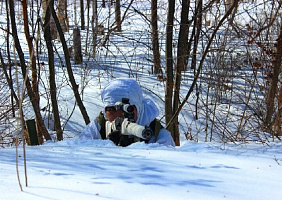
[105,106,137,122]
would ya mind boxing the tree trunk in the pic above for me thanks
[43,1,63,141]
[191,0,202,70]
[92,0,98,57]
[57,0,67,32]
[47,0,90,125]
[151,0,162,74]
[42,0,57,40]
[73,27,83,64]
[9,0,51,141]
[166,0,240,136]
[270,23,282,137]
[115,0,121,32]
[5,0,16,117]
[171,0,190,146]
[165,0,175,142]
[80,0,85,30]
[22,0,44,144]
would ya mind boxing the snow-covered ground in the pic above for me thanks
[1,140,281,200]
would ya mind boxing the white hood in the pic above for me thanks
[101,78,159,126]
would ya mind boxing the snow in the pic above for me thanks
[1,140,281,200]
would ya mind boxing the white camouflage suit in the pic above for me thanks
[80,78,175,147]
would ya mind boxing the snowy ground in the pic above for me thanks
[1,140,281,200]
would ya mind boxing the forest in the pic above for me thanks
[0,0,281,147]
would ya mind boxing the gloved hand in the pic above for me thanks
[108,130,121,145]
[121,118,131,135]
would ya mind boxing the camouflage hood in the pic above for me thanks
[101,78,159,126]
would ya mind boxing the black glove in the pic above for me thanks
[119,135,135,147]
[108,130,121,145]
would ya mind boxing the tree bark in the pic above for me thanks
[115,0,122,32]
[43,1,63,141]
[166,0,240,132]
[151,0,162,74]
[80,0,85,30]
[58,0,68,32]
[42,0,57,39]
[5,0,16,117]
[73,27,83,64]
[22,0,44,144]
[171,0,191,146]
[165,0,175,142]
[92,0,98,57]
[9,0,51,141]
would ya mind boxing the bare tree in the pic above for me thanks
[22,0,44,144]
[43,0,63,141]
[9,0,51,141]
[47,0,90,125]
[166,0,240,145]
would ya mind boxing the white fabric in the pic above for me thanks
[105,121,114,138]
[80,78,175,146]
[79,120,101,140]
[101,78,143,115]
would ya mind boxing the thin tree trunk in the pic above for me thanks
[47,0,90,125]
[22,0,44,144]
[9,0,51,141]
[271,23,282,137]
[151,0,162,74]
[43,1,63,141]
[80,0,85,30]
[42,0,57,39]
[171,0,190,146]
[5,0,15,117]
[115,0,121,32]
[191,0,202,70]
[165,0,175,138]
[92,0,98,57]
[166,0,239,132]
[73,27,83,64]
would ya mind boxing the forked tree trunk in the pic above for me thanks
[43,1,63,141]
[42,0,57,39]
